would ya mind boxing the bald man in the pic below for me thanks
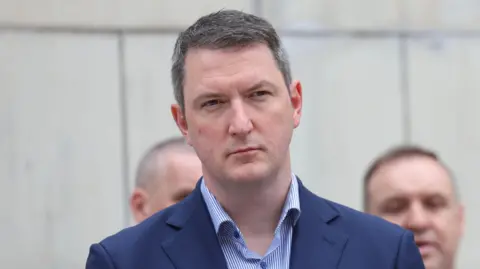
[363,145,464,269]
[130,137,202,223]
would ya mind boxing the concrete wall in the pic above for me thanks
[1,0,479,268]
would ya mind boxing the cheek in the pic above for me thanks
[195,126,220,147]
[192,125,221,157]
[270,111,293,138]
[190,122,210,143]
[195,121,221,136]
[196,126,204,137]
[255,108,291,140]
[436,213,460,236]
[258,105,290,129]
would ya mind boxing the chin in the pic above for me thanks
[226,162,272,183]
[422,256,442,269]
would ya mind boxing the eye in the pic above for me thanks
[201,99,222,108]
[425,195,447,211]
[174,190,192,202]
[250,90,270,98]
[382,199,408,214]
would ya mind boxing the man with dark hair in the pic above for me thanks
[363,145,464,269]
[129,137,202,223]
[86,10,424,269]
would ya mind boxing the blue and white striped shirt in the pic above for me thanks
[200,174,301,269]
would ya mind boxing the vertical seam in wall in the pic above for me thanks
[398,34,412,143]
[252,0,263,16]
[117,32,131,227]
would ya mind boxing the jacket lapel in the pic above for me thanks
[290,180,349,269]
[161,178,349,269]
[161,181,228,269]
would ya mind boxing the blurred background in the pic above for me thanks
[1,0,479,268]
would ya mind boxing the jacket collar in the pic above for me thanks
[161,177,349,269]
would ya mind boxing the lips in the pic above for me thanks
[416,241,429,247]
[415,240,436,255]
[415,239,433,247]
[228,147,260,156]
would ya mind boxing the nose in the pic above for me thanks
[228,100,253,137]
[405,203,431,232]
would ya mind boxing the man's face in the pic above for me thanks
[149,152,202,210]
[131,152,202,223]
[367,156,464,269]
[172,44,302,186]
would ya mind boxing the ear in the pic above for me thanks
[129,188,151,224]
[289,80,303,128]
[171,104,191,144]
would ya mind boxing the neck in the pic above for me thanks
[205,167,292,237]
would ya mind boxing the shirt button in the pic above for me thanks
[233,231,240,239]
[260,261,267,269]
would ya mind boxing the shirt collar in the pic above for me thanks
[201,174,302,235]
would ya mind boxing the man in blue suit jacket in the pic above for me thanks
[87,177,424,269]
[86,9,424,269]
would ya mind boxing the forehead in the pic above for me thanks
[164,152,202,182]
[368,156,456,200]
[182,43,282,94]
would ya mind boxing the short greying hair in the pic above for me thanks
[134,136,194,189]
[363,144,459,210]
[171,9,292,111]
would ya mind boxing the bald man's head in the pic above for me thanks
[130,137,202,223]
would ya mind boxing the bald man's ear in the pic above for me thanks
[130,188,151,224]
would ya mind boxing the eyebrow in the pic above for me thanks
[382,196,407,204]
[247,80,278,93]
[192,92,224,108]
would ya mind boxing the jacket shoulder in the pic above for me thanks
[89,203,180,267]
[86,188,203,269]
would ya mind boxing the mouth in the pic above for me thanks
[415,240,436,255]
[228,147,261,156]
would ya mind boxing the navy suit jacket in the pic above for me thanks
[86,179,425,269]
